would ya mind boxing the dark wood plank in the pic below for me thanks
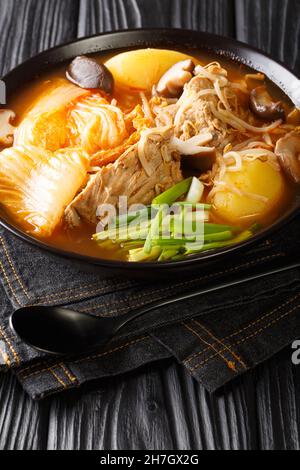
[40,360,258,450]
[235,0,300,450]
[0,0,271,452]
[1,0,300,452]
[255,349,300,450]
[235,0,300,74]
[0,0,79,451]
[0,0,79,75]
[48,0,259,451]
[78,0,235,36]
[0,373,49,450]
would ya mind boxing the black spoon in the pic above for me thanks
[10,256,300,356]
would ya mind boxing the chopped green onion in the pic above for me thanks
[203,223,240,234]
[203,230,233,243]
[158,249,180,262]
[152,177,193,206]
[120,241,145,250]
[143,206,167,254]
[185,228,254,255]
[151,239,188,247]
[152,231,232,247]
[185,177,204,203]
[173,202,212,210]
[113,207,152,227]
[93,220,151,242]
[128,246,162,262]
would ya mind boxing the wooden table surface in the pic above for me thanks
[1,0,300,450]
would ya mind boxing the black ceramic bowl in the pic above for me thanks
[1,28,300,277]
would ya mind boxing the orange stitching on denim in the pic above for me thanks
[60,364,78,384]
[189,301,300,373]
[185,290,300,365]
[192,319,247,369]
[19,253,285,377]
[18,253,284,378]
[0,237,30,299]
[0,248,282,310]
[32,254,282,306]
[74,336,149,365]
[34,280,133,304]
[21,336,148,379]
[184,322,237,372]
[0,236,133,303]
[81,254,284,316]
[0,325,20,365]
[0,260,21,305]
[49,368,67,389]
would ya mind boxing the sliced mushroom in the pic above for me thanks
[170,134,215,171]
[0,109,16,146]
[181,150,216,172]
[287,107,300,126]
[66,56,114,94]
[250,86,285,121]
[156,59,195,98]
[275,131,300,183]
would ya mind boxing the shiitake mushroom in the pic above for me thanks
[66,56,114,94]
[250,86,285,121]
[275,131,300,183]
[181,149,216,173]
[0,109,16,146]
[156,59,195,98]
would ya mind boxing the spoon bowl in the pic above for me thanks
[10,254,300,356]
[10,306,115,355]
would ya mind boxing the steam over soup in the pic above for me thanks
[1,48,299,262]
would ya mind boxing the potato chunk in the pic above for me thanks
[213,160,285,223]
[105,49,196,92]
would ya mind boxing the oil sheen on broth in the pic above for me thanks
[3,48,297,261]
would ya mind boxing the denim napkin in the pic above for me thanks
[0,217,300,400]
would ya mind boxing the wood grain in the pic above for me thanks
[37,361,258,450]
[78,0,235,36]
[0,372,48,450]
[1,0,300,451]
[235,0,300,74]
[0,0,79,75]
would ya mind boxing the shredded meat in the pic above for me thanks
[154,75,227,147]
[65,127,182,227]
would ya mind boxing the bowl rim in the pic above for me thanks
[1,27,300,270]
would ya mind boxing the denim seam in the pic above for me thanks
[189,300,300,373]
[0,324,20,365]
[0,226,284,309]
[8,254,287,379]
[80,253,285,316]
[184,290,300,366]
[0,237,133,303]
[0,259,22,305]
[192,319,247,369]
[18,263,292,378]
[183,322,238,372]
[21,335,149,379]
[0,237,30,299]
[49,368,68,389]
[60,363,79,385]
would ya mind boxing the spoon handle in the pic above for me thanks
[115,255,300,333]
